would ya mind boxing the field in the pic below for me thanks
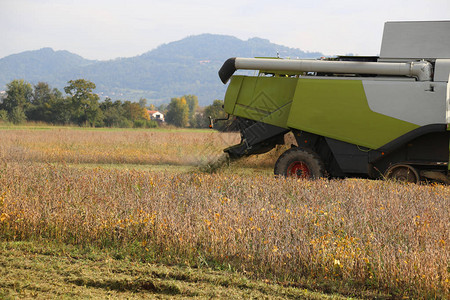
[0,126,449,299]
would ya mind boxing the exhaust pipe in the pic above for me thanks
[219,57,433,84]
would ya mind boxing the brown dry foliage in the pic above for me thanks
[0,129,240,165]
[0,159,448,298]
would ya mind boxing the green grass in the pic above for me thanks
[0,240,353,299]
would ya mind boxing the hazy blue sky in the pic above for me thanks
[1,0,449,60]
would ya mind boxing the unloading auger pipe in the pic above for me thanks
[218,57,433,83]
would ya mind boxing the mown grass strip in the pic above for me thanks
[0,240,352,299]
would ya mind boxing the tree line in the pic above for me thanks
[0,79,228,129]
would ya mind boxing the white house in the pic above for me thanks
[148,110,165,122]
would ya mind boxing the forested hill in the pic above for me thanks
[0,34,323,105]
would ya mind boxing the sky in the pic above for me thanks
[1,0,449,60]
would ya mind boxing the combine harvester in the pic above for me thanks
[214,21,450,183]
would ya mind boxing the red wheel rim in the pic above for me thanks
[287,161,311,178]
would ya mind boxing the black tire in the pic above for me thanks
[274,147,325,179]
[384,164,420,183]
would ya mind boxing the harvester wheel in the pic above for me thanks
[274,147,324,179]
[384,164,420,183]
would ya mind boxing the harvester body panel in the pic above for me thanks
[379,21,450,60]
[287,78,422,149]
[225,76,295,128]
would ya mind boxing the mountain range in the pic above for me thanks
[0,34,323,105]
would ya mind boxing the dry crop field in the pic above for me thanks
[0,127,240,166]
[0,126,449,299]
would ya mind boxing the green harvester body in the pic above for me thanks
[217,21,450,183]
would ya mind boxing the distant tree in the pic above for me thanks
[204,100,226,120]
[48,95,72,125]
[191,108,208,128]
[1,79,33,124]
[28,82,61,122]
[99,97,114,111]
[184,94,198,127]
[148,103,157,111]
[138,98,147,108]
[0,110,7,122]
[165,97,189,127]
[9,106,27,124]
[122,101,150,121]
[100,99,128,127]
[99,98,154,128]
[64,79,101,126]
[103,106,124,127]
[32,82,52,106]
